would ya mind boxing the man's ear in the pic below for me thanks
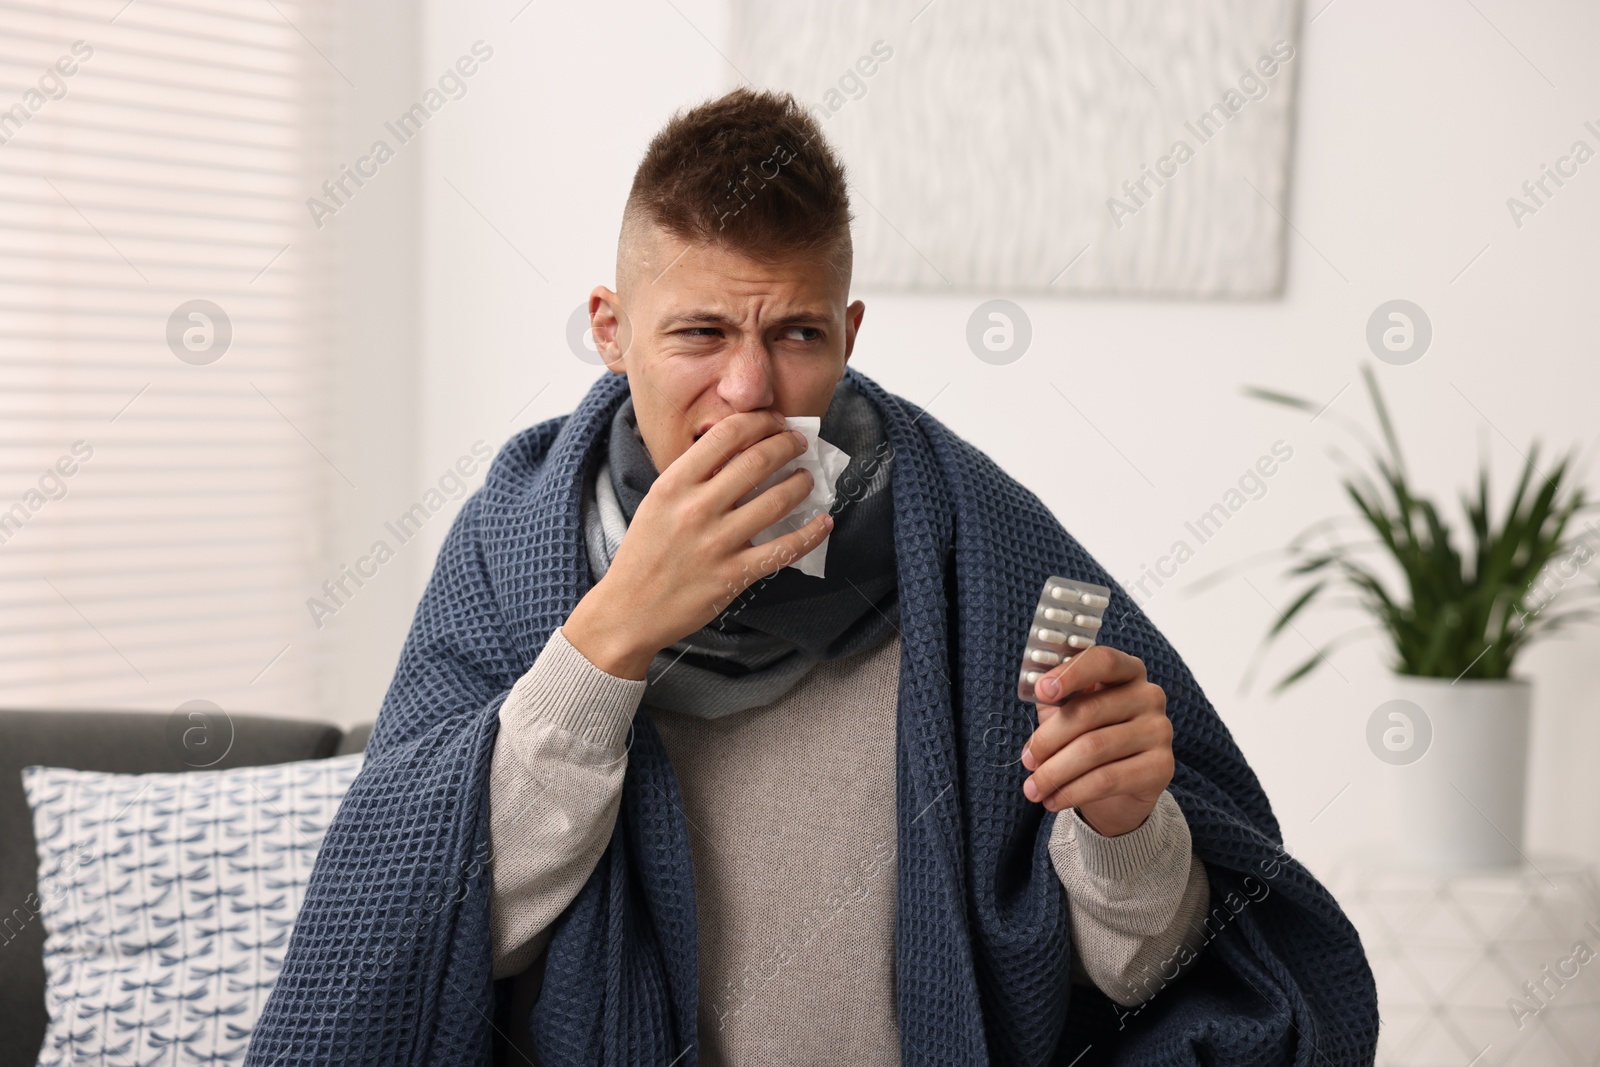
[590,286,631,374]
[843,299,866,364]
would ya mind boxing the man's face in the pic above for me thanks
[589,224,866,474]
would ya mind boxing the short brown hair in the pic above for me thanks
[619,87,853,286]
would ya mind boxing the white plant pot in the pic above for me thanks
[1384,674,1532,872]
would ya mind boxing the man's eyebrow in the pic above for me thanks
[768,312,832,329]
[658,312,734,330]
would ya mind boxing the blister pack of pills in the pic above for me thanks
[1016,575,1112,704]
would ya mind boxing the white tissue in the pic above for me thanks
[733,416,852,578]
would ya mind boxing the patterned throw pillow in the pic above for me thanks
[22,754,364,1067]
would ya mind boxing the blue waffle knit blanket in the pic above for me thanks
[244,366,1378,1066]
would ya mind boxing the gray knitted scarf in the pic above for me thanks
[579,375,899,718]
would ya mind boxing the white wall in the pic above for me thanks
[377,0,1600,879]
[312,0,424,724]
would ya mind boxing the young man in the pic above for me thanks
[488,87,1211,1062]
[246,90,1378,1067]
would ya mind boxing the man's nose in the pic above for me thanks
[717,341,776,412]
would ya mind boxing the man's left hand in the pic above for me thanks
[1019,645,1174,837]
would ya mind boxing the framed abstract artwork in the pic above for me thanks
[729,0,1303,296]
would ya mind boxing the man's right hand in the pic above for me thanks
[561,409,833,680]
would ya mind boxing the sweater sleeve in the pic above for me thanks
[488,624,647,980]
[1049,789,1212,1007]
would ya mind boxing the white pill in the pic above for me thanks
[1073,614,1102,630]
[1036,627,1068,644]
[1028,648,1062,666]
[1068,634,1094,649]
[1081,593,1109,609]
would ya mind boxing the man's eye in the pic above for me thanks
[681,327,721,338]
[782,327,823,342]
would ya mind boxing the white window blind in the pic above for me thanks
[0,0,335,716]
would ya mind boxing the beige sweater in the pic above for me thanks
[489,624,1210,1064]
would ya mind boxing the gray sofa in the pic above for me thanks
[0,709,372,1067]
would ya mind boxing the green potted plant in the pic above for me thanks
[1211,364,1599,870]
